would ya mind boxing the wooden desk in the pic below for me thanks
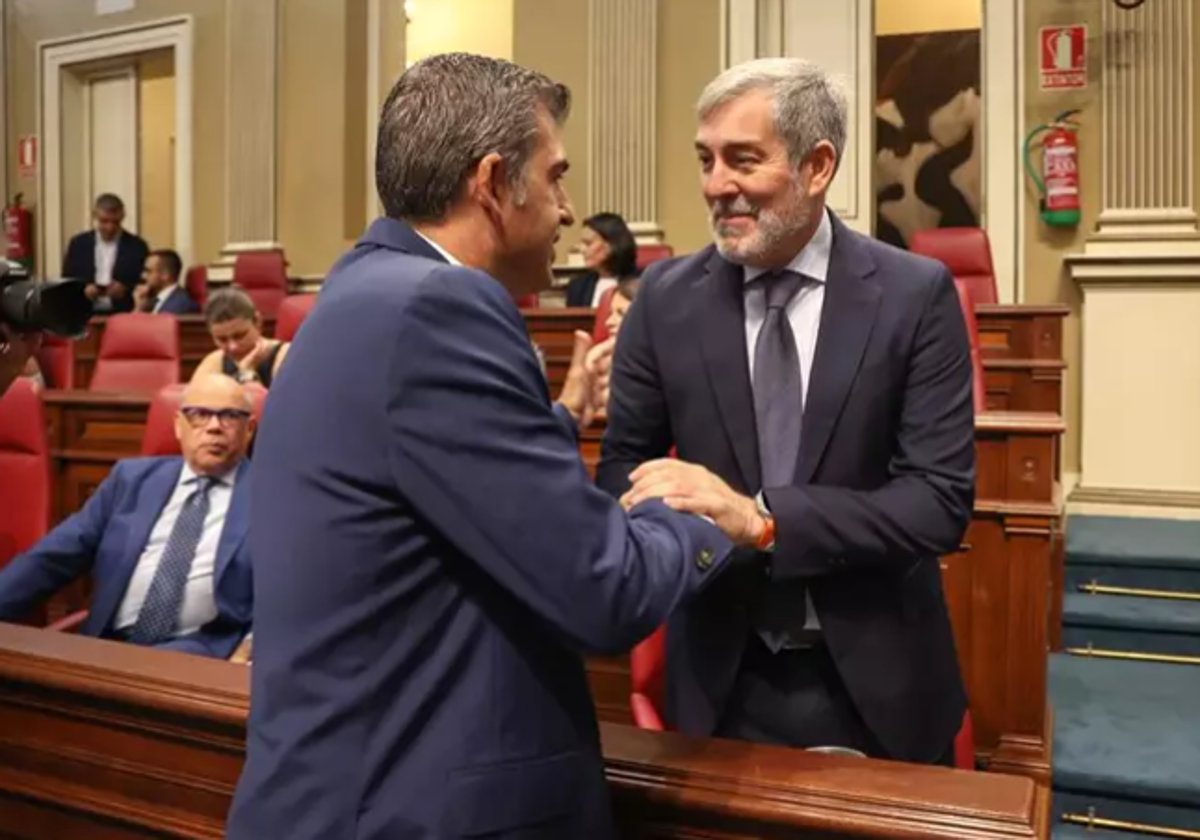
[0,624,1048,839]
[976,305,1068,414]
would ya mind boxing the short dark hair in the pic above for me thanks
[616,277,641,302]
[94,193,125,215]
[204,288,258,325]
[584,212,637,279]
[150,249,182,282]
[376,52,571,222]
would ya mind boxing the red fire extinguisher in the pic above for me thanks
[1024,111,1081,227]
[3,193,34,270]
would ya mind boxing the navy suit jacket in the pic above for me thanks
[226,217,732,840]
[61,230,150,313]
[0,457,253,658]
[154,286,201,315]
[596,213,974,763]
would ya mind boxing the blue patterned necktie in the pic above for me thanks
[751,270,811,652]
[129,477,213,646]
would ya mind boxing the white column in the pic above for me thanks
[213,0,282,280]
[1095,0,1197,243]
[587,0,661,242]
[0,0,8,208]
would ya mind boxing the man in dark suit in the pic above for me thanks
[61,193,150,313]
[0,374,255,658]
[133,249,200,315]
[227,54,741,840]
[598,57,975,766]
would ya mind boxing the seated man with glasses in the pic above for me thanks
[0,375,256,659]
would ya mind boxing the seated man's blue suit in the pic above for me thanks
[226,218,732,840]
[0,457,253,658]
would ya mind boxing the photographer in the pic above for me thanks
[0,323,41,398]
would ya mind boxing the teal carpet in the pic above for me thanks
[1051,515,1200,837]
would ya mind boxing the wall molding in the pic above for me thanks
[37,17,195,269]
[985,0,1024,304]
[0,0,8,209]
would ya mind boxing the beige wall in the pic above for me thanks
[408,0,513,66]
[5,0,227,268]
[137,49,176,252]
[876,0,981,36]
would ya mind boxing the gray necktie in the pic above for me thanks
[129,477,213,645]
[751,270,810,652]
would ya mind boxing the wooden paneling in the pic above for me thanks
[0,624,1049,839]
[975,305,1067,362]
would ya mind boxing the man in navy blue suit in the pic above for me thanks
[61,193,150,314]
[0,375,255,658]
[598,58,974,766]
[226,54,757,840]
[133,249,200,315]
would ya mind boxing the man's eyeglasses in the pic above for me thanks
[179,406,252,428]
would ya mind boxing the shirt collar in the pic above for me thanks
[414,230,463,266]
[155,286,174,307]
[743,208,833,286]
[181,461,237,489]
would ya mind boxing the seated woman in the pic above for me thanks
[193,288,290,387]
[565,212,638,308]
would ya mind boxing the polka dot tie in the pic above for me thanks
[129,477,213,646]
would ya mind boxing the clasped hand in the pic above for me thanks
[620,459,765,547]
[555,331,614,430]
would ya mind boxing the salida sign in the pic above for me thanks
[1040,25,1087,91]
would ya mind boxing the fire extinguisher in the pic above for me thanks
[3,193,34,271]
[1024,110,1081,227]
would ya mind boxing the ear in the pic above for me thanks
[469,152,511,223]
[804,140,839,195]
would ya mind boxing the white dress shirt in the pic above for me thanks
[94,234,120,288]
[152,286,175,313]
[416,230,462,266]
[114,464,235,636]
[591,277,618,307]
[743,209,833,634]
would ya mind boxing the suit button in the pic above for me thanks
[696,548,715,570]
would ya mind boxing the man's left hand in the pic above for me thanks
[556,330,600,430]
[621,459,765,547]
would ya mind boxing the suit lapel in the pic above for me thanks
[794,217,881,484]
[214,460,250,588]
[93,459,181,630]
[696,250,761,492]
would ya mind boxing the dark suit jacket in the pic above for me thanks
[565,270,602,307]
[0,457,253,659]
[226,217,732,840]
[596,213,974,763]
[61,230,150,313]
[154,286,200,315]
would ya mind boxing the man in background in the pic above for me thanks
[0,324,40,398]
[0,374,255,658]
[61,193,149,314]
[134,249,200,314]
[599,57,974,766]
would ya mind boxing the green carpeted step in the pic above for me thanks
[1066,516,1200,592]
[1054,791,1200,836]
[1050,654,1200,817]
[1053,823,1159,840]
[1062,592,1200,656]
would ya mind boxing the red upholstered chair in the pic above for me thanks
[89,314,180,393]
[141,383,268,456]
[35,335,75,389]
[233,250,288,319]
[275,294,318,342]
[628,627,977,769]
[0,379,50,572]
[514,294,539,309]
[185,265,209,310]
[909,228,998,305]
[636,244,674,272]
[952,278,986,414]
[592,286,618,343]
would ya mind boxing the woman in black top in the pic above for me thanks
[564,212,638,308]
[193,288,290,387]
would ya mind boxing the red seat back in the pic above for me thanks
[635,244,674,272]
[142,383,268,456]
[0,379,50,569]
[233,251,288,319]
[629,626,667,731]
[90,314,180,394]
[275,294,318,342]
[909,228,998,305]
[514,294,539,309]
[35,335,75,390]
[185,265,209,310]
[592,286,618,343]
[952,278,986,414]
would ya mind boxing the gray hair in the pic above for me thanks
[94,193,125,214]
[697,58,848,171]
[376,52,571,222]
